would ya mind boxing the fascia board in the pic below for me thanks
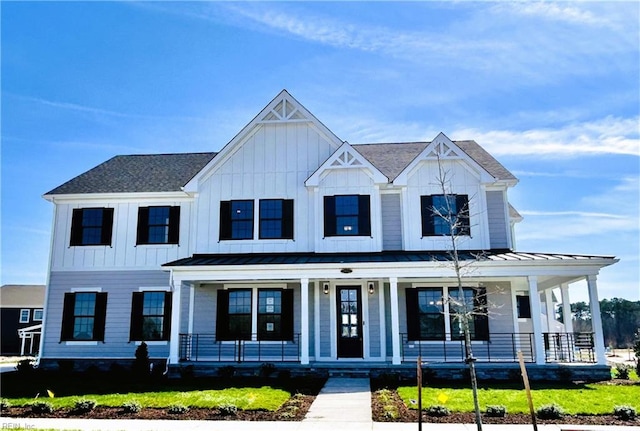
[184,90,344,192]
[43,191,194,203]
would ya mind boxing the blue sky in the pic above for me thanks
[2,2,638,302]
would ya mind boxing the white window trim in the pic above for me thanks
[70,287,102,292]
[66,288,102,343]
[33,309,43,321]
[19,309,30,323]
[65,341,98,346]
[223,283,289,343]
[138,286,171,292]
[135,341,169,346]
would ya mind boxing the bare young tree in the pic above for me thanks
[430,154,487,431]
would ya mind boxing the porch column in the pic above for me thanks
[528,276,545,364]
[545,289,556,332]
[587,275,606,365]
[389,277,401,365]
[560,283,573,333]
[300,278,310,365]
[169,280,183,364]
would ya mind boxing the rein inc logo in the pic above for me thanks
[2,423,35,429]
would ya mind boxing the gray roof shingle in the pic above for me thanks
[45,152,217,195]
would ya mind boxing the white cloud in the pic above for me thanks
[492,2,614,28]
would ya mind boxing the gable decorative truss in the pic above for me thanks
[305,142,388,187]
[183,90,344,192]
[393,132,496,186]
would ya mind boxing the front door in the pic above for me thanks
[336,286,363,358]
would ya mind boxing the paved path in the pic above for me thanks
[3,376,639,430]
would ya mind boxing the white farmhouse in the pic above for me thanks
[40,90,616,380]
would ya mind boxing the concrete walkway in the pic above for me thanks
[3,376,639,430]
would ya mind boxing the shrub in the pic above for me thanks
[121,401,142,414]
[613,405,637,421]
[0,398,11,411]
[279,406,299,419]
[485,405,507,417]
[16,358,35,374]
[73,398,97,413]
[218,403,238,416]
[426,405,450,417]
[536,403,564,419]
[383,404,399,419]
[615,364,631,380]
[57,359,75,374]
[132,342,150,380]
[168,404,189,415]
[179,364,195,380]
[259,362,276,377]
[218,365,236,379]
[30,401,54,414]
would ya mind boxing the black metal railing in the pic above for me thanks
[179,333,301,363]
[544,332,595,363]
[401,332,536,363]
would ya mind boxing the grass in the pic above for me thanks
[4,386,290,411]
[397,382,640,415]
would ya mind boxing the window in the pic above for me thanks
[324,195,371,237]
[406,287,488,341]
[33,309,43,321]
[130,291,172,341]
[421,195,470,236]
[70,208,114,246]
[220,200,254,240]
[19,309,30,323]
[216,288,293,341]
[259,199,294,239]
[516,295,531,318]
[60,292,107,341]
[136,206,180,244]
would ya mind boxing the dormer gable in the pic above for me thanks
[393,132,497,186]
[305,142,389,187]
[183,90,343,192]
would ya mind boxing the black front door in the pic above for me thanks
[336,286,363,358]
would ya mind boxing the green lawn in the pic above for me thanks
[397,383,640,415]
[4,386,289,411]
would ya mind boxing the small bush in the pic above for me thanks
[426,405,450,417]
[30,401,54,414]
[614,405,637,421]
[383,404,399,419]
[168,404,189,415]
[57,359,75,374]
[218,403,238,416]
[16,358,35,374]
[536,403,564,419]
[121,401,142,414]
[218,365,236,378]
[288,393,305,405]
[485,405,507,417]
[0,398,11,411]
[615,364,631,380]
[73,398,97,413]
[179,364,195,380]
[133,342,151,380]
[259,362,276,378]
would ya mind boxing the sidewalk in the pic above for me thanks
[2,376,639,431]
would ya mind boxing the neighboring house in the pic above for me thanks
[39,90,617,379]
[1,285,45,356]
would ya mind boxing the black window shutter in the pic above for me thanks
[168,206,180,244]
[70,209,84,246]
[456,195,470,235]
[130,292,144,341]
[101,208,114,245]
[136,207,149,245]
[93,293,108,341]
[60,293,76,341]
[281,289,294,341]
[323,196,336,236]
[421,196,434,236]
[358,195,371,236]
[219,201,231,240]
[216,290,230,341]
[405,288,419,341]
[474,287,489,341]
[163,292,173,340]
[282,200,294,239]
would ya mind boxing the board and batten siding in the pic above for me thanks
[42,270,171,359]
[194,122,337,255]
[50,200,194,271]
[486,190,509,249]
[381,193,402,250]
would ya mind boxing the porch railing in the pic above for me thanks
[179,333,301,363]
[544,332,595,363]
[401,332,536,363]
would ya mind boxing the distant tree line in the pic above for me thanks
[562,298,640,348]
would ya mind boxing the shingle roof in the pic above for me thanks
[0,285,45,307]
[164,250,615,267]
[353,140,517,181]
[45,152,217,195]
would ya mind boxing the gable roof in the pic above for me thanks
[45,152,217,196]
[353,140,517,182]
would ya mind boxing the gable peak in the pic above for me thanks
[260,90,308,122]
[424,132,463,159]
